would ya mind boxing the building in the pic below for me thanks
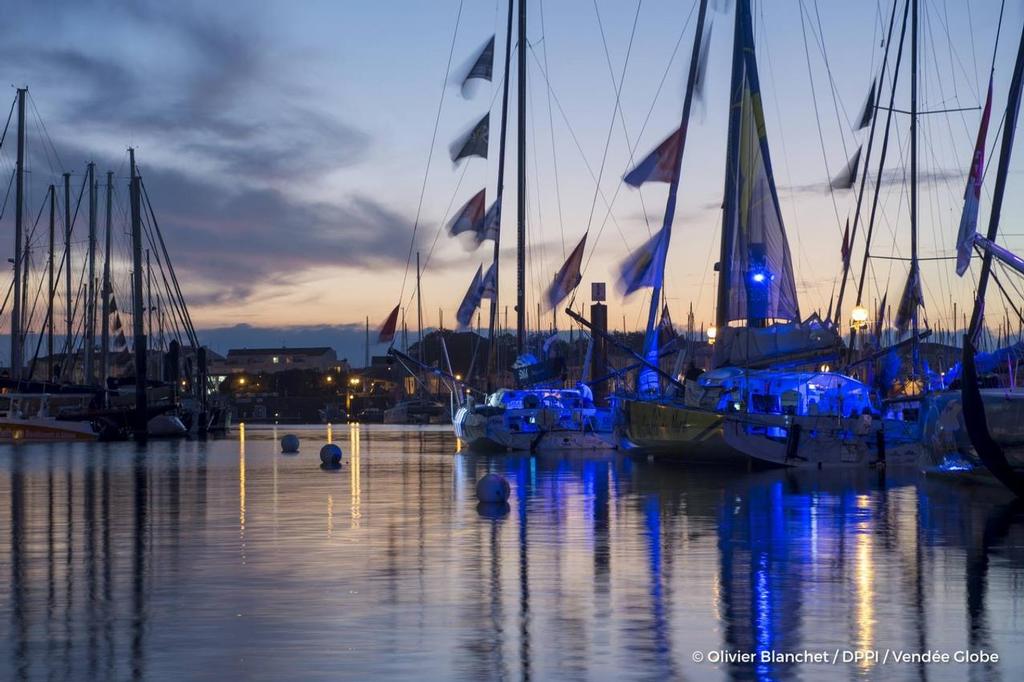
[210,347,346,375]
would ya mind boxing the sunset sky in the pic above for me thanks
[1,0,1021,361]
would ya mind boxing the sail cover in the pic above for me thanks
[718,0,799,325]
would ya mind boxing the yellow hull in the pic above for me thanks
[0,420,98,443]
[618,399,747,463]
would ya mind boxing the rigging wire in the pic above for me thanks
[397,0,466,309]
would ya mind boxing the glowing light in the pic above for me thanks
[237,376,247,386]
[349,377,361,386]
[325,375,333,383]
[455,374,462,381]
[820,364,831,373]
[851,305,869,326]
[752,272,766,283]
[707,326,718,344]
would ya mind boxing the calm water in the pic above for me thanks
[1,425,1023,681]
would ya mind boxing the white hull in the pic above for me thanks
[454,405,616,453]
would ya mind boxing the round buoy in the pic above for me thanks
[320,443,342,466]
[281,434,300,453]
[475,473,510,503]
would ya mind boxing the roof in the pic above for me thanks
[226,347,335,358]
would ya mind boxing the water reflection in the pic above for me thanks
[0,428,1022,680]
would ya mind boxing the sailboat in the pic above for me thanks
[394,0,617,453]
[1,88,214,442]
[611,0,844,463]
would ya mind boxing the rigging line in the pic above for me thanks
[811,0,854,155]
[575,0,699,278]
[26,92,66,177]
[797,0,845,246]
[592,0,652,237]
[527,46,640,259]
[538,0,567,258]
[0,92,16,151]
[580,0,644,247]
[0,168,15,222]
[398,0,466,306]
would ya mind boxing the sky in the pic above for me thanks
[1,0,1022,362]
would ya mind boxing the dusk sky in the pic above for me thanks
[1,0,1021,361]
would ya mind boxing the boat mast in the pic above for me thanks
[639,0,709,393]
[48,185,55,381]
[909,0,920,375]
[486,0,515,387]
[130,148,147,440]
[10,87,26,381]
[85,162,97,385]
[63,171,72,370]
[416,251,424,368]
[715,6,744,330]
[515,0,527,355]
[100,171,113,394]
[968,15,1024,339]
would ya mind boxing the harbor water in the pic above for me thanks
[1,425,1023,680]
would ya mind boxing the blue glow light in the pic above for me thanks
[752,272,766,283]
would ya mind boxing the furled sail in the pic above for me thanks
[717,0,799,326]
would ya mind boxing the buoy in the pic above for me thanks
[320,443,342,466]
[475,473,510,503]
[281,434,300,453]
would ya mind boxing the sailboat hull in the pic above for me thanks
[615,398,748,464]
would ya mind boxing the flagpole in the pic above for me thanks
[515,0,527,355]
[485,0,515,391]
[910,0,920,376]
[639,0,708,395]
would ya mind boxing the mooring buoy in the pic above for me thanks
[476,473,510,503]
[281,434,300,453]
[320,443,342,466]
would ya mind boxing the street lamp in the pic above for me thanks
[851,305,869,330]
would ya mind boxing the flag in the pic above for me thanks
[456,265,483,329]
[480,261,497,301]
[856,78,876,130]
[830,146,862,190]
[448,189,486,237]
[657,304,677,347]
[461,36,495,96]
[840,218,851,268]
[956,76,993,277]
[694,19,714,102]
[544,233,587,311]
[624,126,684,187]
[450,114,489,161]
[480,197,500,243]
[895,268,923,334]
[618,226,669,295]
[873,292,887,341]
[377,304,400,344]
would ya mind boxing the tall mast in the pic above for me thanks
[48,185,55,381]
[969,17,1024,339]
[10,88,26,381]
[146,248,153,373]
[130,148,147,440]
[416,251,424,367]
[100,171,113,392]
[85,162,97,384]
[63,171,72,364]
[515,0,527,355]
[639,0,709,395]
[485,0,516,387]
[909,0,920,374]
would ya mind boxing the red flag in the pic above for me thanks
[377,304,400,344]
[544,233,587,311]
[956,76,993,276]
[624,126,684,187]
[447,189,486,237]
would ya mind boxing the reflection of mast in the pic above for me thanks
[516,458,531,678]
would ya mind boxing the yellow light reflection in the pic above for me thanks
[327,422,333,444]
[350,423,361,528]
[327,494,334,538]
[239,422,247,565]
[854,495,874,669]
